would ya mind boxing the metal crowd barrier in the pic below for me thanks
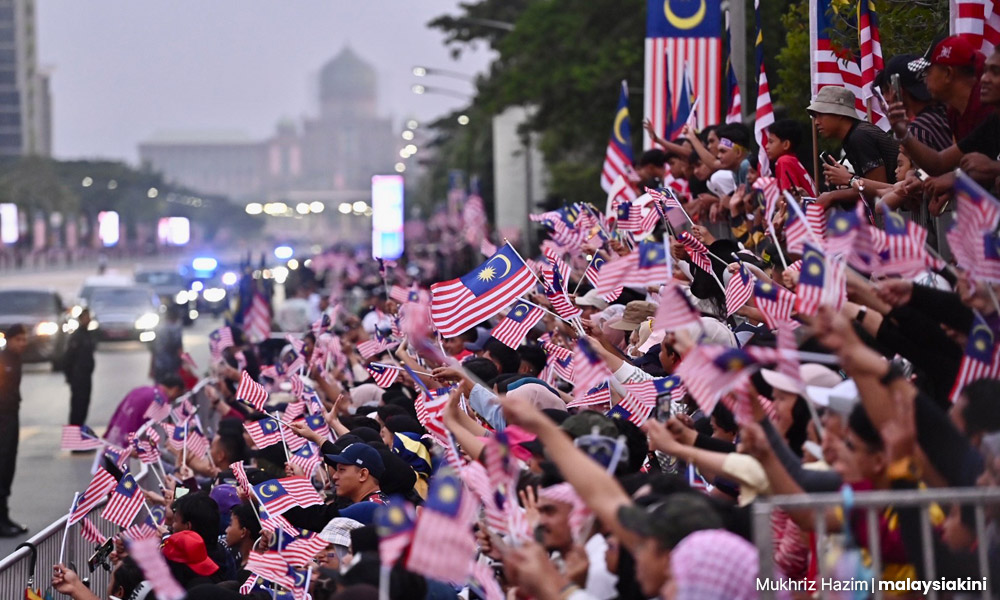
[0,461,151,598]
[753,487,1000,600]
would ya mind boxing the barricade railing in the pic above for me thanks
[0,461,151,598]
[753,487,1000,600]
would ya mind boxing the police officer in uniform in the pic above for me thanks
[0,324,27,536]
[64,308,97,429]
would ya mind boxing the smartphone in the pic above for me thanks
[890,73,903,103]
[87,538,114,572]
[174,486,191,499]
[819,151,837,166]
[916,168,930,182]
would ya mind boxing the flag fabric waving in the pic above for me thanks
[753,280,797,329]
[366,363,400,388]
[491,302,544,349]
[753,0,775,175]
[430,243,537,338]
[69,467,117,525]
[601,81,634,193]
[252,477,323,517]
[375,500,417,566]
[61,425,104,451]
[237,371,268,412]
[406,470,479,583]
[951,314,1000,402]
[244,417,284,449]
[128,537,187,600]
[102,473,145,528]
[725,263,755,317]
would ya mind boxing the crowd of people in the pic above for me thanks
[4,30,1000,600]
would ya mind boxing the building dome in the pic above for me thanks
[319,47,376,105]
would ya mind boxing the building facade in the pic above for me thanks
[139,47,395,204]
[0,0,50,157]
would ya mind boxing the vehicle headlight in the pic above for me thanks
[174,291,189,304]
[191,281,204,292]
[36,321,59,336]
[134,313,160,330]
[203,287,226,303]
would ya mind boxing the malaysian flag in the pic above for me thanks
[542,248,583,320]
[753,280,796,329]
[951,315,1000,402]
[949,173,1000,282]
[366,363,400,388]
[298,413,332,442]
[258,506,299,538]
[69,467,117,525]
[566,381,613,408]
[795,243,826,317]
[357,330,398,359]
[644,0,722,146]
[102,473,145,528]
[624,375,687,406]
[677,231,712,273]
[725,263,755,317]
[430,243,537,338]
[951,0,1000,55]
[584,253,624,302]
[375,501,417,566]
[237,371,268,412]
[244,417,283,449]
[858,0,884,105]
[289,443,323,477]
[230,461,251,494]
[595,240,671,296]
[142,388,171,423]
[414,386,450,442]
[676,346,761,416]
[128,537,186,600]
[601,81,634,193]
[810,0,889,129]
[209,326,234,360]
[252,477,323,517]
[79,516,105,545]
[723,10,742,123]
[608,392,656,426]
[185,423,210,458]
[120,522,158,543]
[131,435,160,465]
[754,0,776,176]
[245,551,299,593]
[783,208,812,256]
[271,530,329,568]
[543,342,574,383]
[491,301,543,349]
[826,203,878,271]
[245,291,272,343]
[572,339,612,402]
[873,205,938,277]
[406,470,478,584]
[616,200,644,232]
[654,282,702,332]
[61,425,104,451]
[668,64,696,139]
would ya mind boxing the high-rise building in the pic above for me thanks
[0,0,49,156]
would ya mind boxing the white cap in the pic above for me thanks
[805,379,858,415]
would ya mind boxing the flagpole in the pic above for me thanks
[181,419,189,470]
[516,296,580,327]
[572,252,600,295]
[369,362,434,377]
[59,492,80,565]
[273,412,293,463]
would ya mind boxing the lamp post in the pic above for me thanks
[410,84,473,101]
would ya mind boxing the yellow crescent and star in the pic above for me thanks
[389,506,405,525]
[259,483,280,499]
[974,325,993,351]
[664,0,706,30]
[804,249,824,276]
[438,482,458,503]
[613,108,629,145]
[478,253,512,282]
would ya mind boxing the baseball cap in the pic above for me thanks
[805,378,859,416]
[909,34,983,75]
[325,443,386,480]
[464,327,491,352]
[876,54,931,102]
[617,493,723,548]
[162,530,219,576]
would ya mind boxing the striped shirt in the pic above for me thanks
[909,104,953,151]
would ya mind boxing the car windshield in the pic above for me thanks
[135,272,184,287]
[90,289,154,310]
[0,291,59,316]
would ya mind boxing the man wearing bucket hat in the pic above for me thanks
[808,86,899,209]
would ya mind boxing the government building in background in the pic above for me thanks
[138,47,396,209]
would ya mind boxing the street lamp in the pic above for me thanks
[457,114,470,126]
[412,65,475,83]
[410,84,472,100]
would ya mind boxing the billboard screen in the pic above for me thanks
[157,216,190,246]
[98,211,120,247]
[371,174,404,260]
[0,203,17,244]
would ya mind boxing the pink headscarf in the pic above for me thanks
[669,529,762,600]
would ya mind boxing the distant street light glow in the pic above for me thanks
[338,203,352,214]
[274,245,294,260]
[295,202,310,215]
[411,84,426,94]
[81,177,93,187]
[457,114,470,125]
[147,187,159,199]
[245,202,263,215]
[401,130,414,140]
[310,201,325,213]
[412,67,427,77]
[394,162,406,173]
[406,120,419,129]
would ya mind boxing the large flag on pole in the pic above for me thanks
[951,0,1000,55]
[600,81,635,193]
[723,9,742,124]
[644,0,722,147]
[754,0,775,176]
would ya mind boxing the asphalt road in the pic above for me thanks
[0,263,216,557]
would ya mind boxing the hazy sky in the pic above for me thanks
[36,1,494,164]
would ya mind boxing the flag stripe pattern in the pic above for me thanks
[490,302,544,349]
[102,473,145,529]
[69,467,117,525]
[237,371,268,412]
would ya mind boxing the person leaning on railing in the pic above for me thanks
[52,556,151,600]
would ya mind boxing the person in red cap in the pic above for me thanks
[162,530,222,588]
[888,39,1000,206]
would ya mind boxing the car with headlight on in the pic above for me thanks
[134,269,198,324]
[0,289,71,365]
[87,286,162,342]
[194,273,232,316]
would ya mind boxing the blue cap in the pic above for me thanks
[324,443,385,480]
